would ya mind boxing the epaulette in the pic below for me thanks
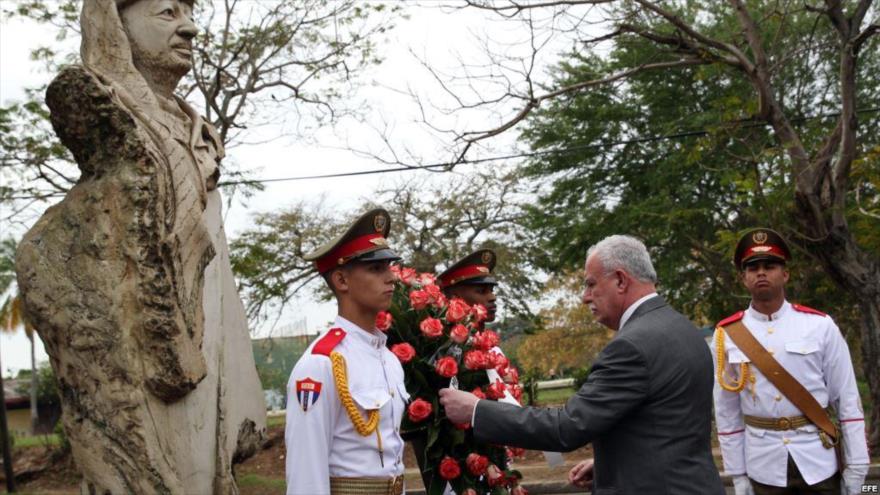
[312,328,346,356]
[717,311,745,328]
[792,304,827,317]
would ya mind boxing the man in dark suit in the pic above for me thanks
[440,235,724,494]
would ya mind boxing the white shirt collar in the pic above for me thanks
[619,292,659,330]
[746,299,791,322]
[334,315,387,349]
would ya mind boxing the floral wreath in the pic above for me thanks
[379,265,528,495]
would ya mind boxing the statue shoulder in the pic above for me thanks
[46,65,143,176]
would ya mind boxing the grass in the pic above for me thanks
[534,386,576,406]
[11,433,60,449]
[237,473,286,493]
[267,414,285,428]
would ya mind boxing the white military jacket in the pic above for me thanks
[713,301,869,487]
[285,316,409,495]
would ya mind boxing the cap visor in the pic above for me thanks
[742,254,786,268]
[353,248,401,264]
[451,275,497,286]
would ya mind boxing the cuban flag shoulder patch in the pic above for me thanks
[295,378,322,412]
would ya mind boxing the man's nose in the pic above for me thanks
[177,18,199,40]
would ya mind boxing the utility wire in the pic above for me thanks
[4,106,879,201]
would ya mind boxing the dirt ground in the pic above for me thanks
[3,423,593,494]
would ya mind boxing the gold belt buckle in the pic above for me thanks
[776,417,792,430]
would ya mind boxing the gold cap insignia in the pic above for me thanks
[753,231,768,244]
[373,214,387,232]
[481,252,492,264]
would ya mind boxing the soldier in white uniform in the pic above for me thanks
[714,228,870,495]
[285,208,409,495]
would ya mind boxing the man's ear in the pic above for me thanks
[615,270,628,292]
[330,269,350,294]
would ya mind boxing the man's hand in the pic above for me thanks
[568,459,593,489]
[438,388,479,424]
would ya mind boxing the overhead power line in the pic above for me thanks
[4,106,879,201]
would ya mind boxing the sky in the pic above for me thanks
[0,2,578,375]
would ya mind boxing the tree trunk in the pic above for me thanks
[857,297,880,454]
[794,193,880,455]
[29,333,37,435]
[0,340,17,492]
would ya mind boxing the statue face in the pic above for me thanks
[120,0,198,81]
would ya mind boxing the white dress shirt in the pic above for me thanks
[285,316,409,495]
[619,292,659,330]
[713,301,869,487]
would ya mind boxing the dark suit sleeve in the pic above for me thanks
[473,337,648,451]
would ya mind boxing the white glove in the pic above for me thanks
[732,474,755,495]
[841,464,868,495]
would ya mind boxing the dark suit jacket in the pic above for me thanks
[474,296,723,495]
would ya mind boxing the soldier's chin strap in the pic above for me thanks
[331,351,384,467]
[720,321,841,453]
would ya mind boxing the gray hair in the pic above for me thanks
[586,235,658,284]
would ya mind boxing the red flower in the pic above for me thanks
[390,343,416,364]
[432,293,448,309]
[464,350,491,370]
[449,324,469,344]
[471,304,489,323]
[446,297,471,323]
[407,398,433,422]
[375,311,393,331]
[424,284,444,306]
[417,272,436,286]
[507,446,526,459]
[487,378,507,400]
[409,290,430,310]
[471,387,486,400]
[439,457,461,480]
[503,366,520,385]
[419,317,444,338]
[472,330,500,351]
[490,351,509,371]
[466,453,490,476]
[509,383,524,403]
[487,464,505,486]
[434,356,458,378]
[399,267,418,285]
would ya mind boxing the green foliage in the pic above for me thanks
[14,363,60,407]
[252,336,315,395]
[231,173,539,326]
[518,2,880,327]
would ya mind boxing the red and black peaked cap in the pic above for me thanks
[438,249,497,289]
[304,208,401,275]
[734,227,791,269]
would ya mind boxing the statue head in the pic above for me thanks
[116,0,198,96]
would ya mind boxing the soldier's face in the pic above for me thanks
[447,284,497,322]
[582,255,626,330]
[121,0,198,77]
[336,260,396,314]
[741,260,789,302]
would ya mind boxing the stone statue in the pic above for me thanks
[15,0,266,493]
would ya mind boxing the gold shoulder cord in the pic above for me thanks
[330,351,384,465]
[715,327,751,393]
